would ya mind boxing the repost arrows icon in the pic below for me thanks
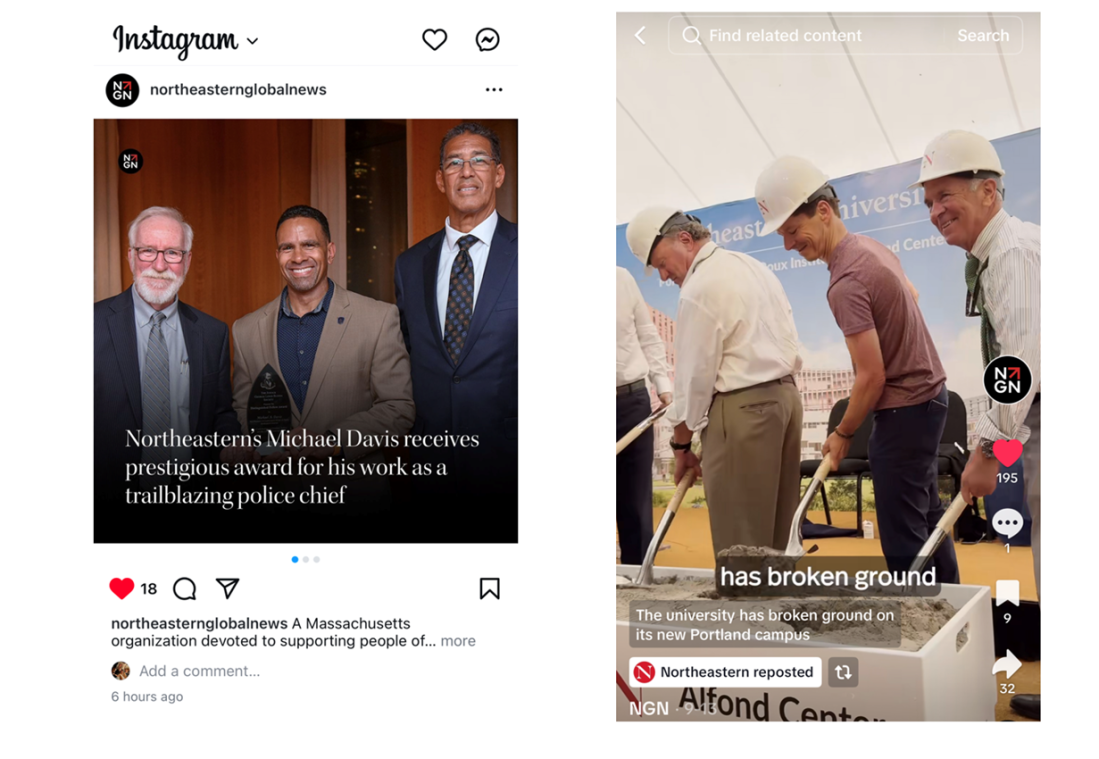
[216,578,240,600]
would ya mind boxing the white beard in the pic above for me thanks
[135,270,184,306]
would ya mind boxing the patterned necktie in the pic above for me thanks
[444,235,478,363]
[142,312,172,473]
[964,254,996,366]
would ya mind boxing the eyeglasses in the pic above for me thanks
[442,156,495,174]
[134,247,188,263]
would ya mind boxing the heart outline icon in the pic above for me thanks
[992,439,1023,467]
[423,29,447,51]
[110,578,135,599]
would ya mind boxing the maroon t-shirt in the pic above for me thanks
[826,234,946,410]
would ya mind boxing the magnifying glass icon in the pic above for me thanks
[682,26,701,45]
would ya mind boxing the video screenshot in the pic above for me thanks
[3,3,1081,752]
[616,12,1041,722]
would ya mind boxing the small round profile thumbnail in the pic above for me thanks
[112,662,131,681]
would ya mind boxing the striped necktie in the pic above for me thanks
[444,234,478,363]
[964,254,996,366]
[142,312,172,474]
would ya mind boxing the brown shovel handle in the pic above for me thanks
[615,403,670,456]
[667,469,697,514]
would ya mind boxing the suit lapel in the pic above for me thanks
[178,303,204,434]
[264,293,301,427]
[107,287,143,425]
[300,284,350,422]
[456,218,516,370]
[422,232,448,364]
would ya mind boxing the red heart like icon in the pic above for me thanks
[110,578,135,600]
[992,439,1023,467]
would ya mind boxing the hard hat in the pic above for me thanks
[626,205,683,276]
[909,130,1004,189]
[754,156,832,236]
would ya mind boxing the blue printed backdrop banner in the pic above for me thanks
[617,129,1039,399]
[616,129,1039,514]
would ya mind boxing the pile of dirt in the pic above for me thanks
[615,576,722,618]
[714,545,799,598]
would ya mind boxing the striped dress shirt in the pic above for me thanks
[970,209,1041,444]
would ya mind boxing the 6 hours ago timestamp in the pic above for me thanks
[112,665,259,704]
[113,691,183,705]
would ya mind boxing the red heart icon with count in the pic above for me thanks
[110,578,135,599]
[992,440,1023,467]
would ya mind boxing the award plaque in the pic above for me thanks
[247,364,293,455]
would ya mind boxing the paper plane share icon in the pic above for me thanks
[216,578,240,600]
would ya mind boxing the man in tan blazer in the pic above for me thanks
[231,205,415,513]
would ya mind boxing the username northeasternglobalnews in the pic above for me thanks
[150,83,327,98]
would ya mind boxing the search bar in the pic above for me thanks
[667,14,1025,56]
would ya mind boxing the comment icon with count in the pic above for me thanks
[990,508,1024,552]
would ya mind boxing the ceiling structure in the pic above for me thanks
[616,12,1040,224]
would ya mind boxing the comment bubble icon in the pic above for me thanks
[173,577,197,600]
[991,508,1024,541]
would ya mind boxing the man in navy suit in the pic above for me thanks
[94,206,239,542]
[394,122,517,543]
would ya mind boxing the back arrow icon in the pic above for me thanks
[635,27,646,45]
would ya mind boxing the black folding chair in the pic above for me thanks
[798,397,871,535]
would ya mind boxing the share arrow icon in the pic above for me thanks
[216,578,240,600]
[992,650,1021,679]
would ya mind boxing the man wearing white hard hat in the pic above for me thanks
[625,207,803,562]
[755,156,959,584]
[913,130,1041,720]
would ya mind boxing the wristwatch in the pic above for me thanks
[979,439,996,460]
[670,440,692,452]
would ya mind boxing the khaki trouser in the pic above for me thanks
[700,376,803,560]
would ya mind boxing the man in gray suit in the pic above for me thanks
[231,205,415,513]
[94,206,240,542]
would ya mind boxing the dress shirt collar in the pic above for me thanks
[444,210,498,251]
[280,278,334,318]
[132,285,180,328]
[681,240,719,289]
[969,208,1010,264]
